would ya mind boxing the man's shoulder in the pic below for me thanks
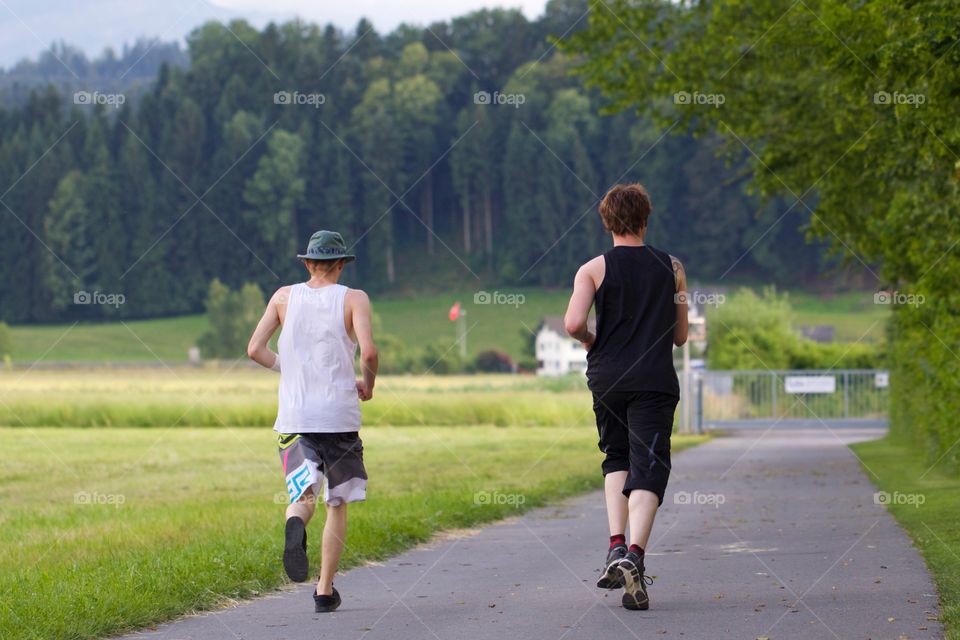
[575,255,606,288]
[343,288,370,306]
[579,254,605,273]
[271,284,296,305]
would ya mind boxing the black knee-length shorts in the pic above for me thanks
[592,391,679,505]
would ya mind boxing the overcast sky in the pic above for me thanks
[0,0,550,68]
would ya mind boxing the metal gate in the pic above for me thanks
[679,369,890,432]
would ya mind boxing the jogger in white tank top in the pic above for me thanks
[275,283,361,433]
[247,230,378,613]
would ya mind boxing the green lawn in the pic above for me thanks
[788,290,889,342]
[7,314,208,362]
[852,437,960,639]
[0,426,707,639]
[7,286,887,363]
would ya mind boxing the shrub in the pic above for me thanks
[474,350,515,373]
[376,333,415,375]
[708,287,884,371]
[788,339,884,370]
[197,279,265,359]
[0,322,10,360]
[418,340,463,375]
[708,287,796,369]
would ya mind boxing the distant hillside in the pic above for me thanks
[0,39,188,108]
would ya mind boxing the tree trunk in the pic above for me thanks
[386,241,395,284]
[423,177,435,255]
[462,185,472,253]
[483,188,494,255]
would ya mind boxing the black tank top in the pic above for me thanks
[586,245,680,396]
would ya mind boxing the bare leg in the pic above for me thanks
[627,489,660,549]
[316,502,347,595]
[604,471,629,536]
[286,490,317,524]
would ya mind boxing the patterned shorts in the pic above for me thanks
[278,432,367,506]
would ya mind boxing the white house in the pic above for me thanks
[536,316,593,376]
[536,304,707,377]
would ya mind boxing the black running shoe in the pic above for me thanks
[618,551,653,610]
[314,587,341,613]
[283,516,309,582]
[596,544,627,589]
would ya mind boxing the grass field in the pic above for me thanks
[787,290,890,342]
[852,437,959,639]
[0,370,594,428]
[0,426,707,639]
[7,286,888,363]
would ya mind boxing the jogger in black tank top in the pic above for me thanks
[564,183,688,611]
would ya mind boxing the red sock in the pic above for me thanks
[609,534,626,549]
[628,544,644,557]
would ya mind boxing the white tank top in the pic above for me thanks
[274,283,361,433]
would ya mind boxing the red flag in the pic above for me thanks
[448,302,461,321]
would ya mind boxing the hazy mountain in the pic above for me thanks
[0,0,549,69]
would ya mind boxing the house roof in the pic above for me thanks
[800,325,836,343]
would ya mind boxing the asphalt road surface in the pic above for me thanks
[119,428,943,640]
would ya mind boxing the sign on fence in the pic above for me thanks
[784,375,837,394]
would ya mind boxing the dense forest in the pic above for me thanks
[0,0,845,324]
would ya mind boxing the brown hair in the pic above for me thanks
[598,183,652,236]
[303,258,345,273]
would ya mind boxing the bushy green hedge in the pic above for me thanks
[707,288,884,370]
[375,333,465,375]
[0,322,10,359]
[888,302,960,471]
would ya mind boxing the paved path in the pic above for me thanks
[120,429,943,640]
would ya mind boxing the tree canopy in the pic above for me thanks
[0,2,853,324]
[566,0,960,462]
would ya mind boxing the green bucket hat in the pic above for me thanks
[296,230,356,263]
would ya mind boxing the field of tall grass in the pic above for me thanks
[0,370,593,428]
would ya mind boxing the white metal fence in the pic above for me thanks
[679,369,890,433]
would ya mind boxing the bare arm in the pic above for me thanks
[672,256,689,347]
[348,290,378,401]
[247,288,285,370]
[564,261,599,348]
